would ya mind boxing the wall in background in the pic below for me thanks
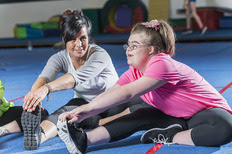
[0,0,59,3]
[0,0,104,38]
[149,0,169,21]
[0,0,149,38]
[0,0,231,38]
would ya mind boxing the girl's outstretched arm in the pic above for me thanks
[59,76,167,123]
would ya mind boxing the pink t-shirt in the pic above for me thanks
[117,53,232,119]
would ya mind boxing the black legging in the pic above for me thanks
[0,106,48,131]
[104,107,232,147]
[188,108,232,147]
[46,97,150,129]
[0,98,149,131]
[104,107,188,142]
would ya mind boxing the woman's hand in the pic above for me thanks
[23,85,49,112]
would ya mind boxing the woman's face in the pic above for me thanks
[66,26,89,59]
[126,32,152,71]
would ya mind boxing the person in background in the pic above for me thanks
[0,80,14,118]
[0,80,36,137]
[57,19,232,154]
[0,9,149,151]
[182,0,207,35]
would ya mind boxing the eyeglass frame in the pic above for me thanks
[123,44,148,51]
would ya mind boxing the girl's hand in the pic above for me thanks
[58,105,91,124]
[58,111,76,122]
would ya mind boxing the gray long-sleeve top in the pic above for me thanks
[39,44,119,102]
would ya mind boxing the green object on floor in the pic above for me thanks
[0,80,14,117]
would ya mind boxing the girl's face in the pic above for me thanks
[66,26,89,59]
[126,32,152,71]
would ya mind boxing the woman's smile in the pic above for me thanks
[74,48,83,54]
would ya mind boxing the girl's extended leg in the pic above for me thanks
[102,107,187,142]
[99,98,150,125]
[141,108,232,147]
[58,107,187,153]
[186,108,232,147]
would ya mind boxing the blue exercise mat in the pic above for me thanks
[0,42,232,153]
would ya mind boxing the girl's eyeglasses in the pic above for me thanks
[123,44,147,50]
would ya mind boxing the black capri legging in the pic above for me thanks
[104,107,188,142]
[188,107,232,147]
[0,106,48,131]
[104,107,232,147]
[46,97,150,129]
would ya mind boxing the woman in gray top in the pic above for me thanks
[0,9,150,150]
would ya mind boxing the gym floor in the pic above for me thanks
[0,31,232,153]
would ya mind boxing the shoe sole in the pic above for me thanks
[21,106,41,150]
[140,124,183,143]
[57,120,82,154]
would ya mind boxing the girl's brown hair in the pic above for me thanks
[131,20,176,57]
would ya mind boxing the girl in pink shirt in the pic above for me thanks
[118,53,231,119]
[57,19,232,153]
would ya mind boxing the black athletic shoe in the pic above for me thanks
[57,120,87,154]
[21,105,41,150]
[140,124,183,144]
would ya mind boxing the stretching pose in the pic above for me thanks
[58,19,232,154]
[0,9,149,150]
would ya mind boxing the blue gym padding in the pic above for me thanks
[1,28,232,47]
[0,41,232,153]
[175,28,232,42]
[220,17,232,29]
[116,6,132,28]
[26,28,44,38]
